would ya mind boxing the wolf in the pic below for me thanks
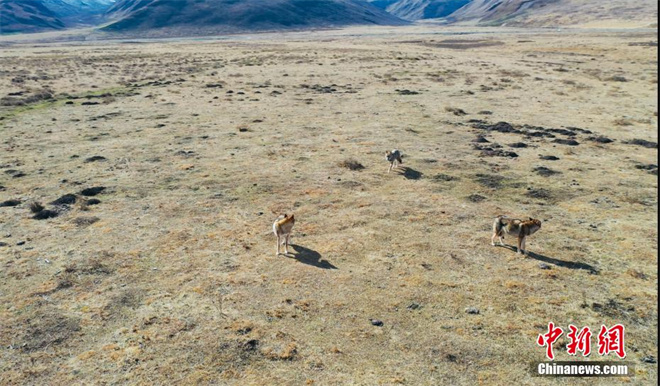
[273,214,295,256]
[386,149,403,173]
[491,216,542,255]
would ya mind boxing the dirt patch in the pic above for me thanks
[80,186,106,196]
[467,194,487,203]
[591,298,637,322]
[396,89,420,95]
[474,173,505,189]
[32,209,60,220]
[587,136,615,144]
[72,216,100,226]
[525,188,553,201]
[445,107,468,116]
[533,166,561,177]
[623,139,657,148]
[426,39,505,50]
[84,156,107,163]
[475,146,519,158]
[338,159,365,171]
[0,91,53,106]
[65,257,114,275]
[50,194,77,206]
[635,164,658,175]
[552,138,580,146]
[431,173,459,182]
[19,309,81,352]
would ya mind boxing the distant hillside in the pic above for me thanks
[103,0,408,36]
[446,0,558,24]
[368,0,471,21]
[366,0,657,27]
[0,0,65,33]
[447,0,658,27]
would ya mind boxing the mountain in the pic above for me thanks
[368,0,399,9]
[103,0,408,36]
[0,0,66,33]
[446,0,557,24]
[368,0,471,21]
[104,0,153,20]
[366,0,657,26]
[43,0,115,25]
[447,0,658,27]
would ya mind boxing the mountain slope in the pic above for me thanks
[43,0,115,25]
[0,0,66,33]
[369,0,472,21]
[448,0,658,27]
[103,0,408,36]
[104,0,153,20]
[447,0,558,24]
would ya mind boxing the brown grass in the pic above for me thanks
[0,26,657,385]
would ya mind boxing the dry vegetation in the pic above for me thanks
[0,26,657,385]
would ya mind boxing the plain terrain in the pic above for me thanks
[0,25,657,385]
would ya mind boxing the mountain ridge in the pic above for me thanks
[368,0,471,21]
[101,0,408,36]
[0,0,66,34]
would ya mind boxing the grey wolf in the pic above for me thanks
[386,149,403,173]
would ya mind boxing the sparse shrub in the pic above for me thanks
[29,202,44,213]
[606,76,628,82]
[445,107,467,116]
[613,118,634,126]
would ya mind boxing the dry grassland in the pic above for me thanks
[0,26,657,385]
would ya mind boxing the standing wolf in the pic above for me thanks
[385,149,403,173]
[491,216,542,256]
[273,214,295,256]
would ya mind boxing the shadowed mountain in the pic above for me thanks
[0,0,66,33]
[103,0,408,36]
[368,0,471,21]
[43,0,115,26]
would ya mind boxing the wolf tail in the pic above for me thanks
[493,215,506,234]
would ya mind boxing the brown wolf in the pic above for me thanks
[491,216,542,256]
[273,214,295,256]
